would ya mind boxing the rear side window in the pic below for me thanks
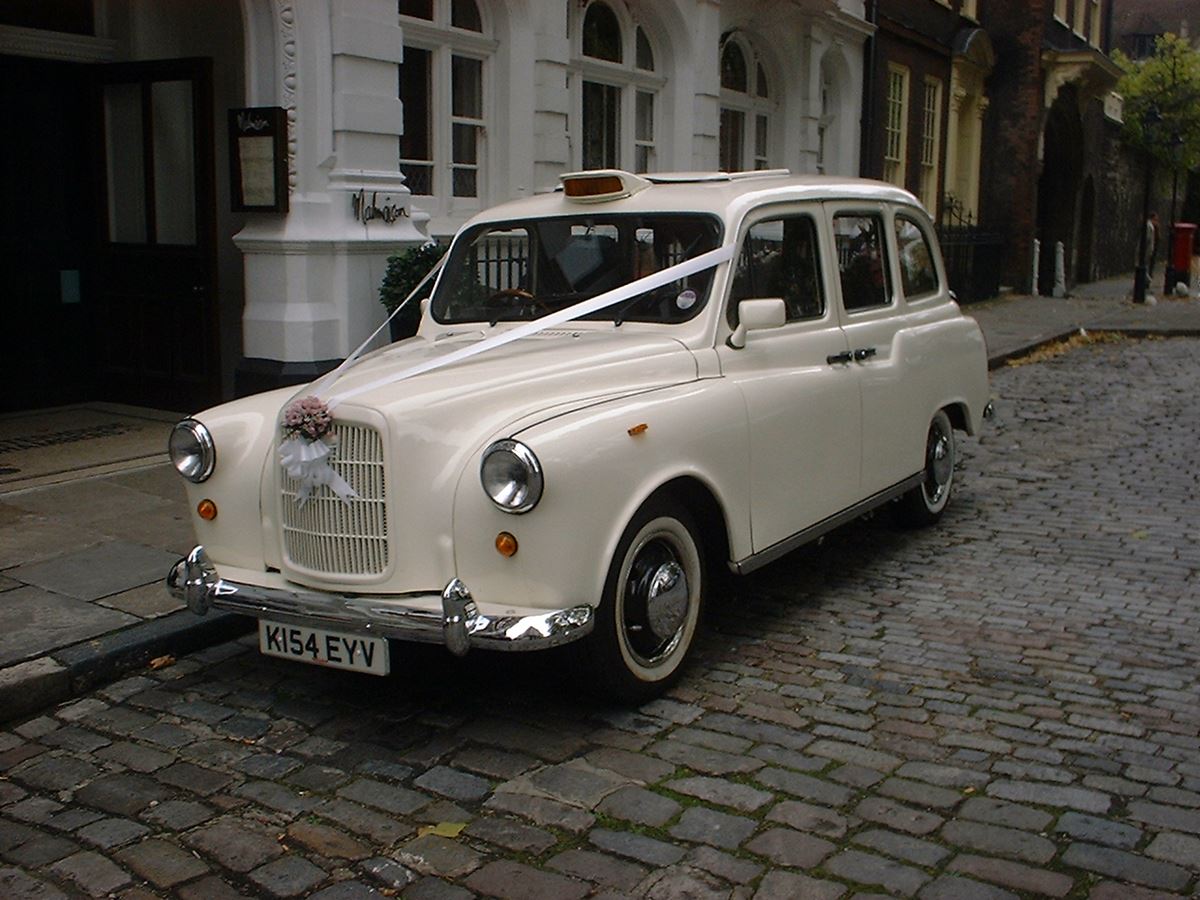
[729,215,824,326]
[833,213,892,311]
[895,214,940,298]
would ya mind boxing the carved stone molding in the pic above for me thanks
[278,1,298,193]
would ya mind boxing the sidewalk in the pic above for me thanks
[2,275,1198,721]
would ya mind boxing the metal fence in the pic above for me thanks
[936,195,1005,303]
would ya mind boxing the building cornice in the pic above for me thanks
[0,24,116,63]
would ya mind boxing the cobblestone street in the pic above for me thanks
[1,336,1198,899]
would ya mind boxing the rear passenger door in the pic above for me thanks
[717,208,860,553]
[827,203,925,497]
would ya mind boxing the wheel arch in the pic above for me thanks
[644,475,733,575]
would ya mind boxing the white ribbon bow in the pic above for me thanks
[279,436,357,508]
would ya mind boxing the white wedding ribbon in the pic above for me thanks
[279,436,358,507]
[326,242,735,408]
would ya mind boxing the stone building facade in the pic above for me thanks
[0,0,872,412]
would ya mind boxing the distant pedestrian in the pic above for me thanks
[1146,212,1160,278]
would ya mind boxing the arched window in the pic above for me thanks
[399,0,494,211]
[573,1,664,173]
[719,34,773,171]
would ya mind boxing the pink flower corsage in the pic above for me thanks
[282,395,333,442]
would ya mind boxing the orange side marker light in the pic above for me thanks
[197,499,218,521]
[495,532,518,557]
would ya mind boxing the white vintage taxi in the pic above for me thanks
[168,169,989,700]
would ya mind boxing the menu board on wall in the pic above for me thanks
[228,107,288,213]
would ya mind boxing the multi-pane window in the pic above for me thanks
[919,78,942,213]
[883,65,909,187]
[575,1,661,172]
[817,69,832,173]
[719,37,773,172]
[399,0,491,205]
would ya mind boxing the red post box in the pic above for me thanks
[1171,223,1195,275]
[1164,223,1195,294]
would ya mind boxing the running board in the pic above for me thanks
[732,472,925,575]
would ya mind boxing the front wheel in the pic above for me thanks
[895,410,955,527]
[579,498,705,702]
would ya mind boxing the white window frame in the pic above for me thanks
[1088,0,1102,47]
[570,1,665,173]
[919,77,942,214]
[1053,0,1068,24]
[719,34,775,172]
[883,64,910,188]
[399,1,498,218]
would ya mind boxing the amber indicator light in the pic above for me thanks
[495,532,519,557]
[197,499,218,521]
[563,175,624,198]
[627,423,649,436]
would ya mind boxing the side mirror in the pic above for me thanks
[727,298,786,349]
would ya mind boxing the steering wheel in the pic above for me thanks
[487,287,548,316]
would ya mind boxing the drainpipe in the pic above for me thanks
[860,0,879,178]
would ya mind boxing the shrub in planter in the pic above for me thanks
[379,241,444,341]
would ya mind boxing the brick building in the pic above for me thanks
[976,0,1128,294]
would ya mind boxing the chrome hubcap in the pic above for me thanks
[622,536,692,666]
[925,428,952,505]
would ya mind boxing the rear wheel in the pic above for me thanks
[580,497,705,702]
[896,409,955,527]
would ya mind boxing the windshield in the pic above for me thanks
[431,213,723,325]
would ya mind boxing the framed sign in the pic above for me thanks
[228,107,288,213]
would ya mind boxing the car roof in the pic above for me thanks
[463,170,927,230]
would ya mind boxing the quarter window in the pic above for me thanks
[894,215,940,298]
[730,215,825,325]
[834,213,892,311]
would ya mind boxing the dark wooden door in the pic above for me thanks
[93,58,219,413]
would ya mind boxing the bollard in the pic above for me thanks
[1053,241,1066,297]
[1031,239,1040,297]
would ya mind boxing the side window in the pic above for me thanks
[728,215,824,326]
[894,215,940,298]
[833,213,891,311]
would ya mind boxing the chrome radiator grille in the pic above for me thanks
[280,423,389,575]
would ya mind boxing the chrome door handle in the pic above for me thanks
[826,351,853,365]
[853,347,877,361]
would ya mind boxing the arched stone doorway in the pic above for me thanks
[1037,87,1083,296]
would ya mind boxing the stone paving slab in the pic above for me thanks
[0,335,1195,897]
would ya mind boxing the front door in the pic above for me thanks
[717,209,861,554]
[93,58,219,412]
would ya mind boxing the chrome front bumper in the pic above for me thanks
[167,546,594,656]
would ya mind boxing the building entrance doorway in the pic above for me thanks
[93,58,220,413]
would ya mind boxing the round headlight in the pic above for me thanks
[480,439,543,513]
[169,419,215,483]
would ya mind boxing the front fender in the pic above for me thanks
[180,387,295,571]
[450,380,751,611]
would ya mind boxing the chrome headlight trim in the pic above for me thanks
[480,439,543,514]
[169,418,216,483]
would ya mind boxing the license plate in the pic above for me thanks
[258,620,389,676]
